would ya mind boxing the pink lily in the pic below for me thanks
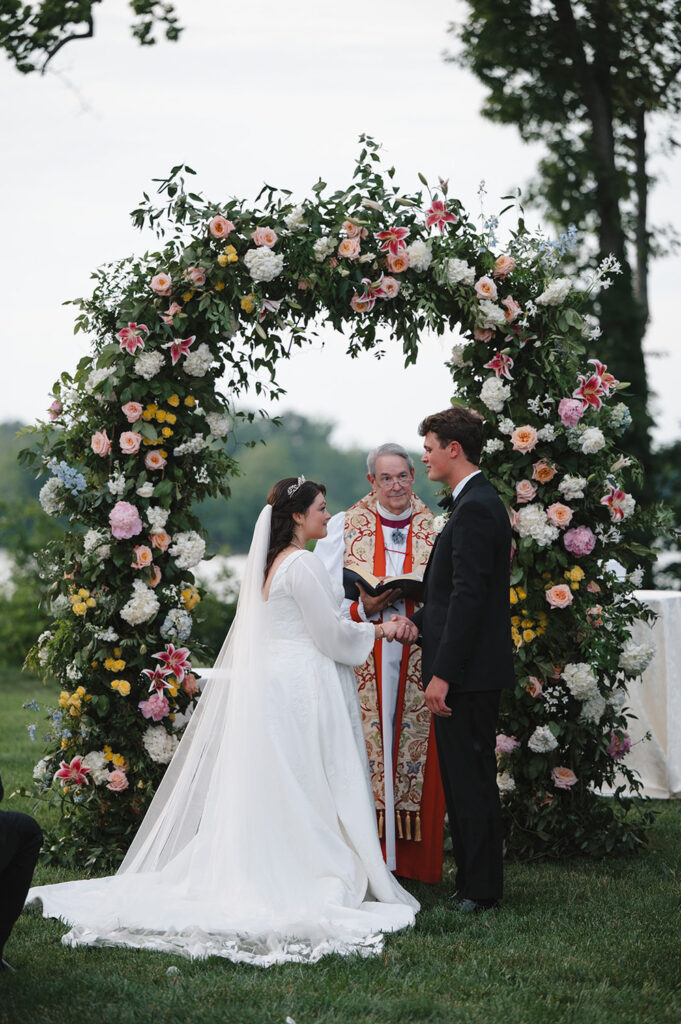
[152,643,191,684]
[600,485,629,522]
[361,275,389,300]
[425,199,457,232]
[259,298,283,322]
[573,373,606,410]
[375,227,409,256]
[54,755,90,787]
[142,665,173,692]
[116,322,149,355]
[483,352,514,380]
[163,335,196,366]
[588,359,618,393]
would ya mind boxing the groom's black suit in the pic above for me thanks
[411,472,514,902]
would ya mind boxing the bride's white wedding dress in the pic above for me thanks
[27,507,418,965]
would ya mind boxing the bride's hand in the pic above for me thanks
[377,621,399,643]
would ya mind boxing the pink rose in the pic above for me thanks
[184,266,206,287]
[381,276,400,299]
[341,220,361,239]
[502,296,522,323]
[106,768,129,792]
[121,402,144,423]
[131,544,153,570]
[474,328,495,343]
[145,450,167,472]
[150,529,171,552]
[586,604,603,626]
[119,431,142,455]
[551,766,578,790]
[138,691,170,722]
[532,459,557,484]
[148,564,162,588]
[252,227,278,247]
[515,480,537,505]
[475,275,498,301]
[209,215,235,239]
[150,272,172,296]
[558,398,585,427]
[495,734,519,755]
[607,731,631,761]
[91,430,112,457]
[563,525,596,557]
[109,501,143,540]
[546,502,573,530]
[48,400,62,420]
[526,676,543,698]
[493,254,516,279]
[511,425,539,453]
[545,584,573,609]
[160,301,183,327]
[182,672,199,698]
[338,237,361,259]
[387,251,409,273]
[586,580,601,594]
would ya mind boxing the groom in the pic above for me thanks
[397,406,515,911]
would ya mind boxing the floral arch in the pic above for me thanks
[25,137,658,869]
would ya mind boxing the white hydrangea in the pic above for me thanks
[580,691,606,724]
[608,686,628,714]
[562,662,599,700]
[283,205,308,231]
[169,531,206,570]
[33,757,51,782]
[528,725,558,753]
[136,481,154,498]
[515,505,560,548]
[83,529,110,561]
[143,725,179,765]
[183,343,214,378]
[478,299,507,328]
[405,240,432,273]
[449,344,468,368]
[480,377,511,413]
[173,436,206,456]
[498,417,515,435]
[243,246,285,282]
[147,506,169,534]
[619,637,655,677]
[496,771,516,793]
[205,412,230,438]
[39,477,63,515]
[92,626,118,642]
[535,277,571,306]
[580,427,606,454]
[120,579,160,626]
[444,257,475,286]
[85,366,117,393]
[312,235,337,262]
[81,750,110,786]
[133,350,165,381]
[483,438,505,455]
[107,470,127,497]
[536,424,556,442]
[558,475,587,500]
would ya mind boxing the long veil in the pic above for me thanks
[118,504,272,875]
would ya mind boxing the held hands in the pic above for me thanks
[424,675,451,717]
[389,614,418,645]
[357,582,401,619]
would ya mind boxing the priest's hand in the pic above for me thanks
[389,615,418,645]
[425,676,451,717]
[357,582,401,619]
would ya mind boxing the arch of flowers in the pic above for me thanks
[24,137,659,870]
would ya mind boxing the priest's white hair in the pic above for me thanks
[366,443,415,477]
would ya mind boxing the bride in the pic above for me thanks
[27,477,419,965]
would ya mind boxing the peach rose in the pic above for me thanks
[148,564,162,588]
[106,768,129,792]
[160,301,183,327]
[209,215,235,239]
[546,502,573,529]
[586,580,601,594]
[502,296,522,322]
[252,227,278,247]
[150,272,172,296]
[381,276,400,299]
[387,251,409,273]
[515,480,538,505]
[526,676,544,698]
[145,450,167,471]
[121,402,144,423]
[342,220,362,239]
[511,425,539,453]
[350,293,374,313]
[182,672,199,697]
[131,544,153,570]
[185,266,206,287]
[532,458,557,483]
[551,766,577,790]
[473,327,495,343]
[338,237,361,260]
[150,529,171,552]
[586,604,603,626]
[493,254,516,279]
[119,431,142,455]
[90,430,111,457]
[545,584,573,609]
[475,275,498,300]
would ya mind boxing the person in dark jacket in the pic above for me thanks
[0,773,42,970]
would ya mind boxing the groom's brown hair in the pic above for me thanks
[418,407,484,465]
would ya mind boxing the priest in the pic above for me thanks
[315,443,445,882]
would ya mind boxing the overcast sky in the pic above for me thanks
[2,0,680,452]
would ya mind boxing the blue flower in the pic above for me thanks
[23,700,40,712]
[27,724,37,741]
[160,608,192,643]
[48,458,87,495]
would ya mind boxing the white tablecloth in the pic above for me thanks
[617,590,681,799]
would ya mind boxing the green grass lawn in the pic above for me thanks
[1,666,680,1024]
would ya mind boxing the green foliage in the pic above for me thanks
[0,0,183,74]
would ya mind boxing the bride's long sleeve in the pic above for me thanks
[285,551,375,666]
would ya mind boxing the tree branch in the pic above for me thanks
[41,16,94,75]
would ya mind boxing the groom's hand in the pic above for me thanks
[357,582,401,618]
[389,615,418,644]
[425,676,451,717]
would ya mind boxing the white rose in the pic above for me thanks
[562,662,599,700]
[283,205,308,232]
[480,377,511,413]
[133,351,164,381]
[496,771,516,793]
[527,725,558,753]
[536,277,571,306]
[405,240,432,273]
[580,427,606,454]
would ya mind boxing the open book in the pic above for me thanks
[343,566,424,603]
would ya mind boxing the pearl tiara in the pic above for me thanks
[287,475,306,497]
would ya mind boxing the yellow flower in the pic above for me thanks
[72,602,88,616]
[516,586,527,600]
[159,449,167,459]
[511,615,521,627]
[85,597,96,608]
[523,629,536,643]
[103,745,113,762]
[59,691,70,707]
[241,294,255,314]
[76,686,86,696]
[112,753,126,767]
[217,253,228,267]
[214,280,225,291]
[111,679,131,696]
[521,619,534,629]
[143,437,155,446]
[156,409,167,423]
[161,427,173,438]
[69,706,79,717]
[142,403,158,420]
[181,585,201,611]
[137,780,144,789]
[225,245,238,263]
[184,396,195,407]
[511,627,522,648]
[166,412,177,425]
[509,588,518,605]
[77,587,90,598]
[61,738,69,750]
[104,658,117,671]
[542,571,551,580]
[182,290,194,302]
[168,394,180,407]
[114,647,121,656]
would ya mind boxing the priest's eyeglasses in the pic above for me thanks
[376,472,412,488]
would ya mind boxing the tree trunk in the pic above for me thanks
[634,106,650,325]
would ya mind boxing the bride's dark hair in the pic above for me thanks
[264,478,327,581]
